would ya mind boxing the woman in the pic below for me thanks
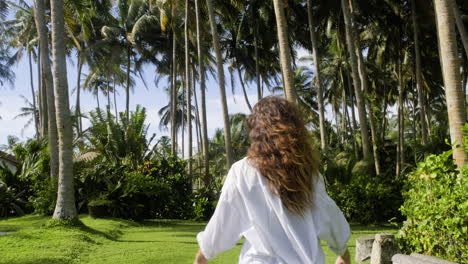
[194,96,351,264]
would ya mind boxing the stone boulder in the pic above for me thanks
[392,253,457,264]
[370,233,398,264]
[355,236,375,262]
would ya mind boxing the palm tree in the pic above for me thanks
[50,0,77,220]
[340,0,372,161]
[195,0,210,186]
[184,0,192,178]
[411,0,428,145]
[205,0,234,168]
[33,0,59,180]
[307,0,326,151]
[101,0,159,122]
[452,0,468,58]
[4,2,39,138]
[14,96,38,136]
[272,0,297,103]
[433,0,467,168]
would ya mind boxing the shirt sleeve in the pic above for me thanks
[312,174,351,256]
[196,165,248,259]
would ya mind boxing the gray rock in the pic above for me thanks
[410,253,457,264]
[0,232,12,236]
[370,233,399,264]
[392,254,428,264]
[392,253,458,264]
[355,236,375,262]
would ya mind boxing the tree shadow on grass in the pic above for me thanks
[4,258,70,264]
[77,224,123,241]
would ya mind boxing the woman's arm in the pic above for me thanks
[335,248,351,264]
[193,249,207,264]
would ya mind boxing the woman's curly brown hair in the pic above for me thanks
[246,96,320,216]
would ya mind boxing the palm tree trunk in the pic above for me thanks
[37,47,43,137]
[452,0,468,58]
[272,0,297,103]
[434,0,468,167]
[348,73,360,159]
[307,0,327,151]
[113,76,118,122]
[185,0,192,178]
[380,87,388,143]
[96,91,100,109]
[206,0,234,168]
[192,65,203,178]
[125,46,131,122]
[411,0,428,145]
[40,57,48,137]
[50,0,77,220]
[28,49,39,139]
[182,94,185,159]
[195,0,210,185]
[34,0,58,180]
[350,0,378,172]
[396,61,405,178]
[341,0,372,161]
[356,48,380,175]
[76,55,83,134]
[171,32,178,156]
[254,26,262,101]
[236,67,253,111]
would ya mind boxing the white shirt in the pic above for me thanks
[197,158,351,264]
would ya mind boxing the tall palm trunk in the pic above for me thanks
[411,0,428,145]
[192,65,203,178]
[195,0,210,185]
[341,0,372,161]
[350,86,360,159]
[396,61,405,178]
[354,35,380,175]
[206,0,234,168]
[28,49,39,139]
[307,0,326,151]
[272,0,297,103]
[39,53,48,137]
[34,0,59,180]
[452,0,468,58]
[113,77,118,122]
[185,0,192,178]
[236,67,253,111]
[171,32,178,156]
[37,47,43,136]
[50,0,77,220]
[125,47,131,122]
[254,26,262,101]
[434,0,468,167]
[75,55,83,134]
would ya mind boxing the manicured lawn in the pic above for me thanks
[0,215,397,263]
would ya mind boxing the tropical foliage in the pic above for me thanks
[0,0,467,261]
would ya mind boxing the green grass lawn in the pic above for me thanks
[0,215,397,264]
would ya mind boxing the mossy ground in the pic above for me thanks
[0,215,397,263]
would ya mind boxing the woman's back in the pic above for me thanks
[197,157,350,264]
[195,97,350,264]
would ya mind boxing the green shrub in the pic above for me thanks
[327,172,403,224]
[324,151,403,224]
[397,150,467,263]
[192,187,215,221]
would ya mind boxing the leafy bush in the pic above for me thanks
[325,153,403,224]
[76,155,193,220]
[397,150,467,263]
[192,187,215,221]
[0,137,54,215]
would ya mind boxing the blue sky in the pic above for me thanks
[0,49,296,155]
